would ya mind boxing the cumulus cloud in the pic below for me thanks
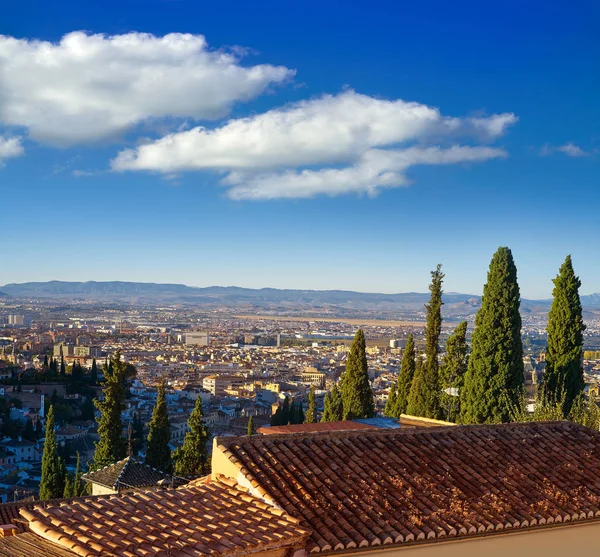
[0,31,293,145]
[0,136,24,166]
[112,90,516,199]
[540,142,592,157]
[224,146,508,200]
[113,90,516,172]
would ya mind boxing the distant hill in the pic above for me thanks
[1,280,599,318]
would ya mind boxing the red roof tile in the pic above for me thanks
[217,421,600,553]
[21,477,310,557]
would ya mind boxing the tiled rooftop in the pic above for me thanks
[0,532,77,556]
[0,495,110,532]
[217,421,600,553]
[21,476,310,557]
[81,457,187,491]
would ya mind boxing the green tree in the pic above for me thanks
[460,247,524,424]
[396,334,416,416]
[60,356,66,378]
[305,386,317,423]
[340,330,374,419]
[73,452,85,496]
[247,415,255,436]
[39,406,63,500]
[543,255,586,415]
[421,265,444,418]
[383,382,398,417]
[173,396,209,476]
[80,396,96,421]
[92,350,127,470]
[63,473,73,498]
[321,392,333,422]
[90,359,98,385]
[440,321,469,422]
[145,380,172,473]
[331,384,343,421]
[407,357,426,416]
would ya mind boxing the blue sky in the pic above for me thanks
[1,0,599,298]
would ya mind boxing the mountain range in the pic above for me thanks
[1,281,600,319]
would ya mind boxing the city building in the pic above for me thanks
[185,331,209,346]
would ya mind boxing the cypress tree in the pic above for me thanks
[73,452,85,496]
[460,247,524,424]
[90,359,98,384]
[340,330,374,419]
[305,386,317,423]
[145,379,172,473]
[92,350,127,469]
[407,357,426,416]
[440,321,469,422]
[173,396,209,476]
[544,255,586,415]
[420,265,444,419]
[331,384,343,421]
[63,473,73,498]
[321,392,333,422]
[60,356,66,378]
[40,406,63,500]
[396,334,416,416]
[384,383,398,417]
[247,415,255,436]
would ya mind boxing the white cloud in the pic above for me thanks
[540,142,592,157]
[224,146,508,200]
[0,136,24,165]
[113,90,516,172]
[112,90,516,199]
[0,31,293,145]
[556,142,590,157]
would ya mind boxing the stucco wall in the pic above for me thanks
[90,483,118,496]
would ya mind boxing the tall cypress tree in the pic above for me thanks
[421,265,444,418]
[384,383,398,417]
[60,356,66,378]
[460,247,524,424]
[305,385,317,423]
[321,392,333,422]
[174,396,209,476]
[395,334,416,416]
[92,350,127,470]
[90,359,98,385]
[544,255,586,415]
[331,384,343,420]
[40,406,63,500]
[340,330,374,419]
[407,357,426,416]
[73,452,85,497]
[440,321,469,422]
[145,379,172,473]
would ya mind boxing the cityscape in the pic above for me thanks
[1,0,599,556]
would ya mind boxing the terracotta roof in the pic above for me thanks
[0,532,77,556]
[0,495,111,532]
[216,421,600,553]
[21,477,310,557]
[81,457,186,491]
[258,420,377,435]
